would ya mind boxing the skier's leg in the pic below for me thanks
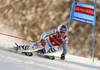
[28,43,44,50]
[41,37,59,54]
[18,42,44,50]
[38,46,59,54]
[44,46,59,54]
[36,48,46,54]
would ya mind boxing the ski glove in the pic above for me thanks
[60,54,65,60]
[40,39,46,47]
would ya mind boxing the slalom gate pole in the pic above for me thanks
[67,0,97,62]
[0,33,36,43]
[92,0,97,63]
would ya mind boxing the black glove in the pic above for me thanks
[60,54,65,60]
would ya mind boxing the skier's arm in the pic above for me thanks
[60,37,68,60]
[62,38,68,55]
[39,29,56,46]
[41,29,56,39]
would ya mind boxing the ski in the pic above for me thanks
[8,43,56,60]
[22,52,33,56]
[22,52,55,60]
[10,47,56,60]
[10,43,55,60]
[34,53,55,60]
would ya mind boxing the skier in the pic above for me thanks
[17,24,68,60]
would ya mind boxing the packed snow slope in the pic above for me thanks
[0,50,100,70]
[0,35,100,70]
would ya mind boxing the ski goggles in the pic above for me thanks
[60,31,66,34]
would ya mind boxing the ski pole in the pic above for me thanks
[0,33,36,42]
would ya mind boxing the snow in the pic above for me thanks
[0,50,100,70]
[0,35,100,70]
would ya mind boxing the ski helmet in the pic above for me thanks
[57,24,67,35]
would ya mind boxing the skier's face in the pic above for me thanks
[59,32,65,37]
[59,31,66,37]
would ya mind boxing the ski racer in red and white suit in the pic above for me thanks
[41,29,68,54]
[19,25,68,60]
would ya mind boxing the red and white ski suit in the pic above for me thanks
[40,29,68,54]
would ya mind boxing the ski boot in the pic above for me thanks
[14,43,33,56]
